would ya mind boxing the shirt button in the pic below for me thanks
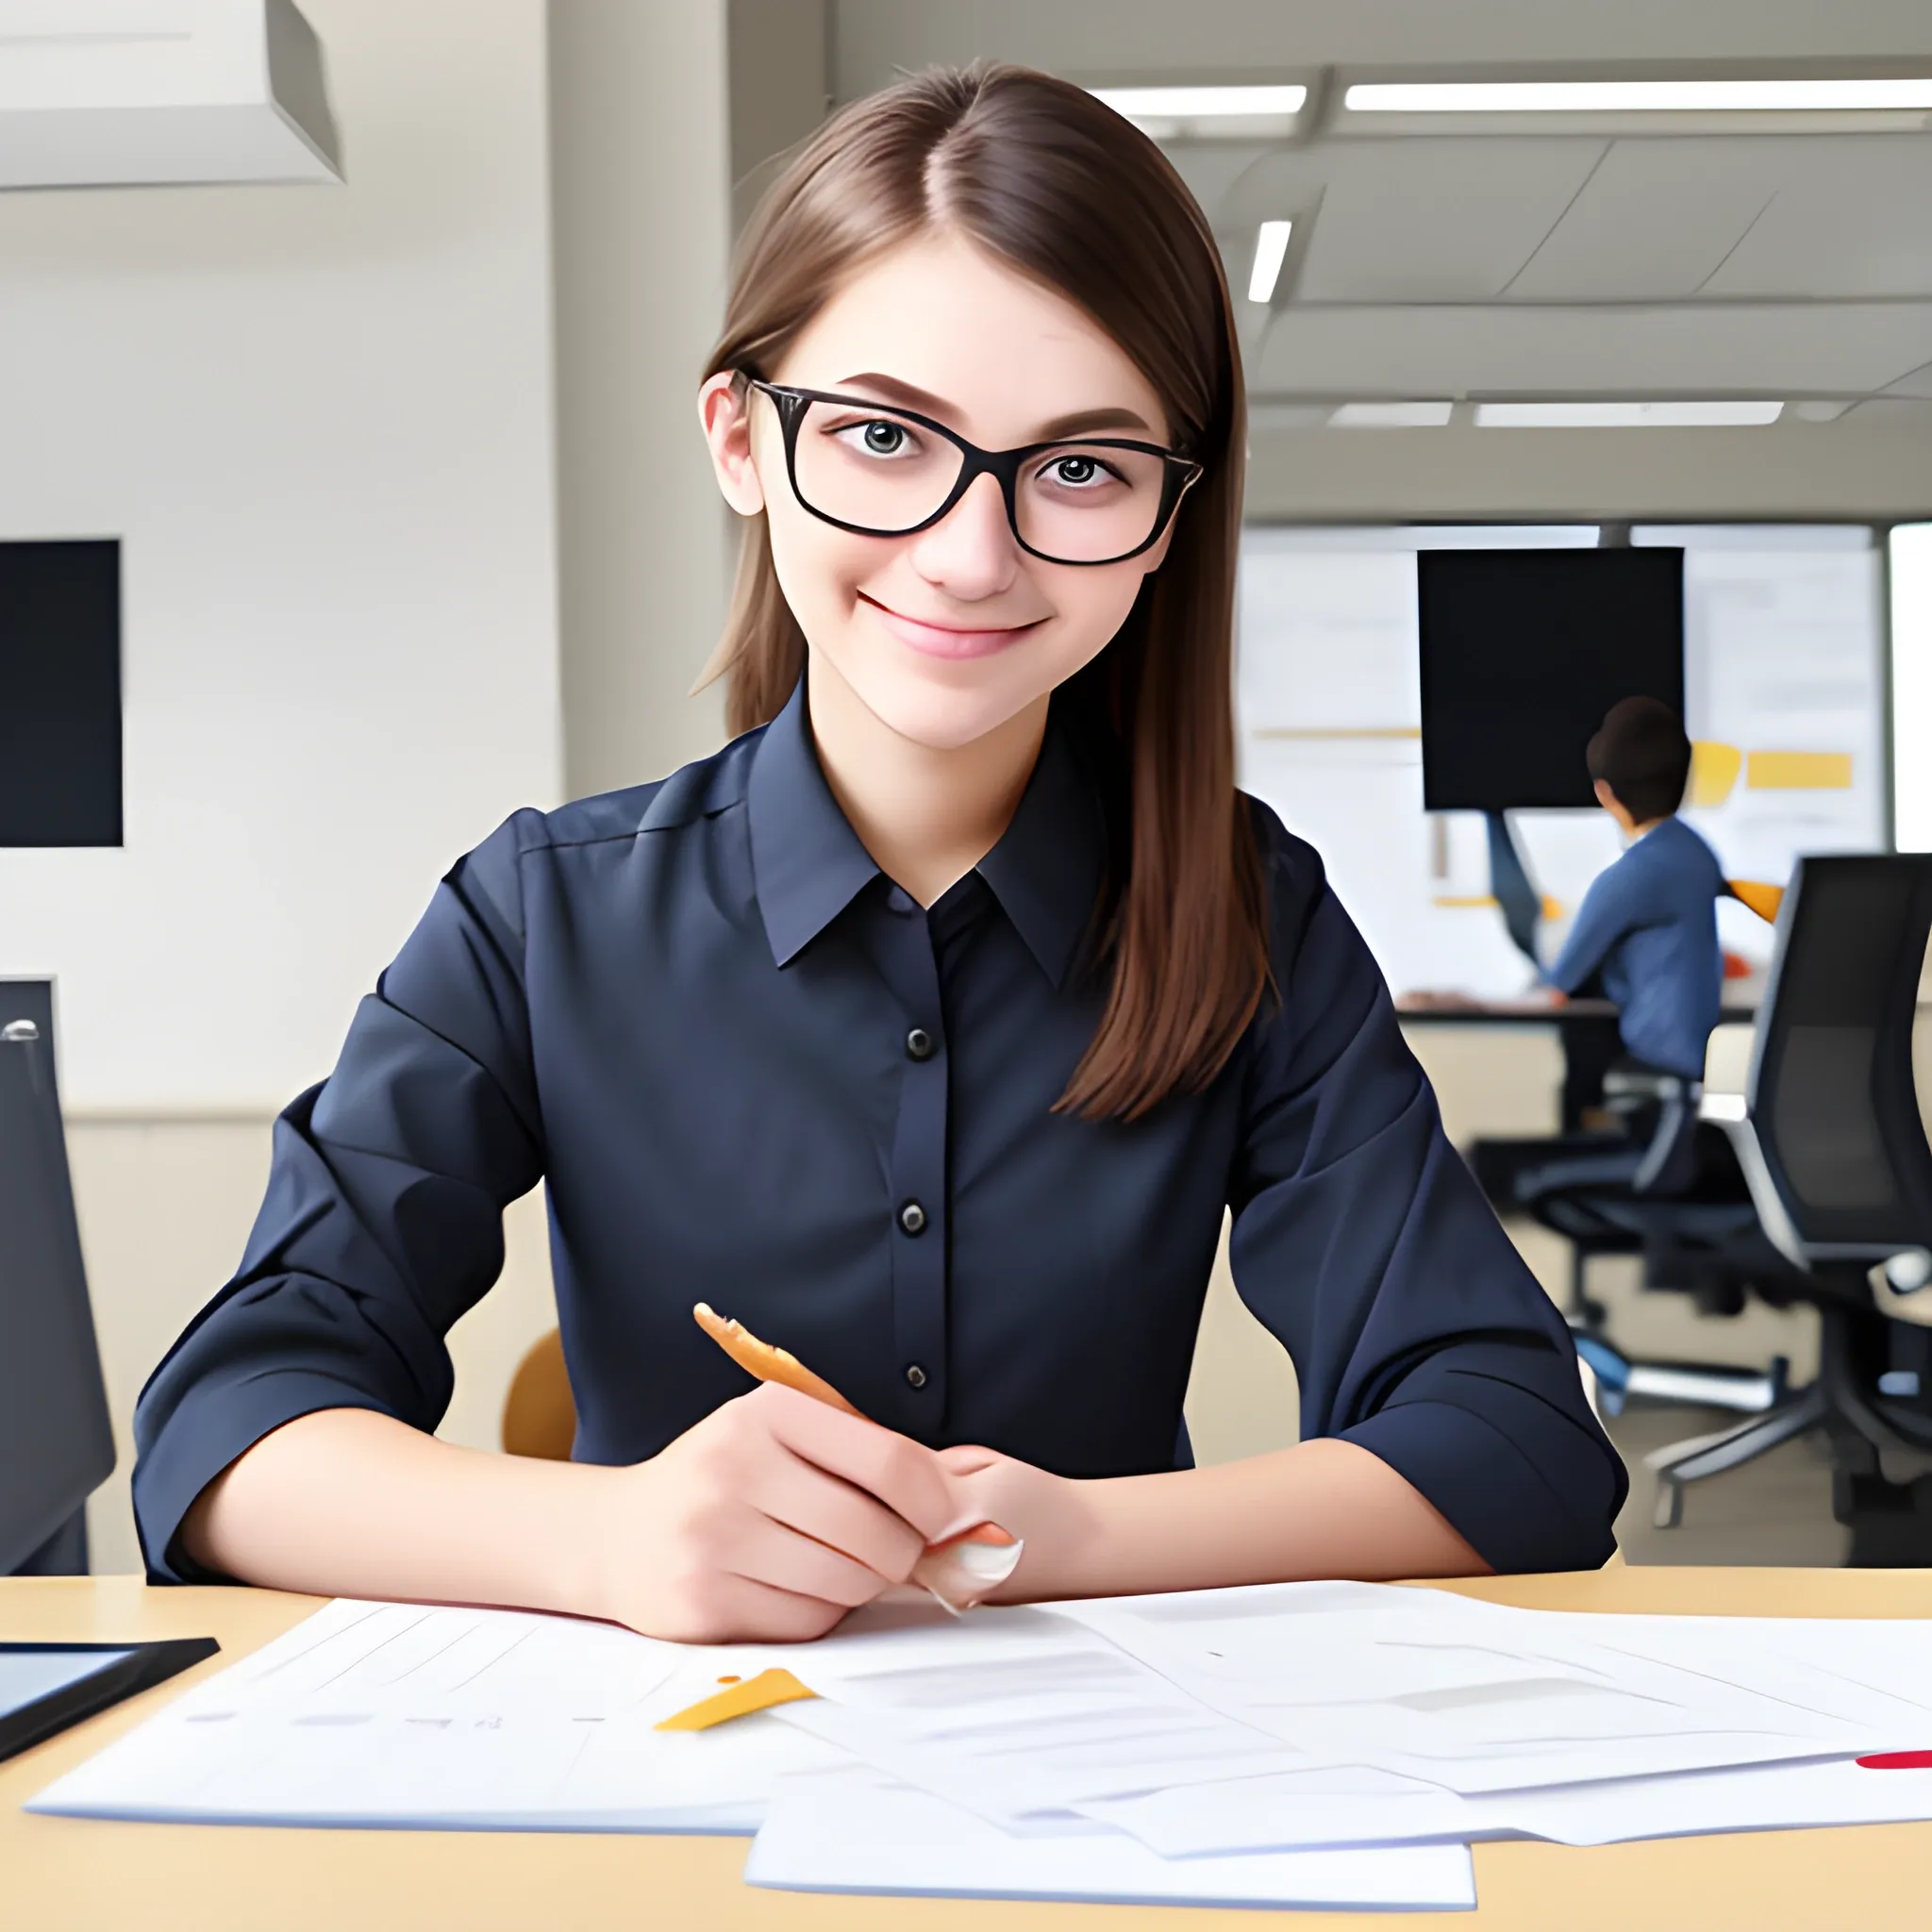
[886,885,916,915]
[905,1363,928,1389]
[905,1026,935,1060]
[898,1200,927,1236]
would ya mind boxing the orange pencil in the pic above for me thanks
[692,1302,862,1415]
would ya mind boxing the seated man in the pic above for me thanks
[1546,696,1725,1083]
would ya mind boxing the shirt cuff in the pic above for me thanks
[1341,1390,1621,1574]
[132,1372,398,1584]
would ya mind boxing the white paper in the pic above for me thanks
[28,1599,845,1832]
[769,1598,1313,1828]
[35,1581,1932,1862]
[1080,1756,1932,1856]
[744,1770,1475,1912]
[1056,1582,1932,1794]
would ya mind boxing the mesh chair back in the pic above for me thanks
[1748,856,1932,1253]
[0,1002,114,1573]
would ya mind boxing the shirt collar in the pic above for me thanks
[974,716,1107,990]
[746,676,1108,987]
[747,679,882,968]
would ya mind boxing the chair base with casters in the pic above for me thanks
[1646,1297,1932,1559]
[1571,1326,1789,1421]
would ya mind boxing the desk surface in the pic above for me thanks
[7,1570,1932,1932]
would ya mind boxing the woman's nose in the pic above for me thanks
[907,472,1020,600]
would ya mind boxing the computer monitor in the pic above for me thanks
[0,984,114,1574]
[1418,547,1685,811]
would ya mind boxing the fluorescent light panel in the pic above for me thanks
[1474,401,1785,428]
[1091,85,1308,121]
[1329,401,1454,427]
[1345,79,1932,113]
[1246,220,1293,304]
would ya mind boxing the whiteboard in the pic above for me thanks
[1237,525,1888,1000]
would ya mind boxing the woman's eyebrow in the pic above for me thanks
[831,371,1156,441]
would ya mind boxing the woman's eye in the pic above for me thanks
[1043,454,1111,489]
[858,420,908,455]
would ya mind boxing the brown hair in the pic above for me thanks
[1587,697,1691,824]
[701,62,1268,1121]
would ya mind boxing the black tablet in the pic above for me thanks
[0,1639,218,1765]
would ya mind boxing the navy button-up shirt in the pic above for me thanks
[133,682,1624,1581]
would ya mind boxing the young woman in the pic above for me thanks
[133,64,1624,1643]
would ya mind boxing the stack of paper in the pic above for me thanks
[28,1597,845,1833]
[30,1580,1932,1914]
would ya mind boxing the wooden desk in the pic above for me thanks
[7,1570,1931,1932]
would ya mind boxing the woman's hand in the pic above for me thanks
[593,1383,965,1642]
[933,1442,1100,1604]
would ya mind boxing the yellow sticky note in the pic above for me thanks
[1746,750,1853,791]
[654,1668,818,1732]
[1689,740,1743,808]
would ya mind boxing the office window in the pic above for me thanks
[0,541,123,847]
[1238,524,1887,999]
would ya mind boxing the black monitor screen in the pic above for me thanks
[0,540,123,847]
[1417,547,1684,811]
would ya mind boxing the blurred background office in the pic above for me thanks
[4,0,1932,1576]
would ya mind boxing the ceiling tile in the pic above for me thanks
[1699,140,1932,297]
[1505,141,1781,300]
[1252,301,1932,397]
[1291,139,1607,302]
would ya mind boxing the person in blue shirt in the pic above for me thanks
[131,64,1623,1644]
[1547,697,1725,1081]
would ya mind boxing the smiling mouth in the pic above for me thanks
[859,591,1046,661]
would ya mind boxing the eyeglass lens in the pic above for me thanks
[788,398,1173,562]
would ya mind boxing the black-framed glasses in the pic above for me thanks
[743,377,1203,566]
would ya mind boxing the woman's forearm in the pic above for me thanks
[992,1439,1491,1603]
[181,1407,620,1617]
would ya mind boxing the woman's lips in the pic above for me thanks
[865,595,1043,661]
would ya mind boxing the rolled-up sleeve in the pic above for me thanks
[131,814,547,1581]
[1228,828,1626,1574]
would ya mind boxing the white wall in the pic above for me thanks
[1895,525,1932,851]
[0,0,563,1116]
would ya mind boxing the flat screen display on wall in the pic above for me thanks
[1418,546,1684,811]
[0,541,122,846]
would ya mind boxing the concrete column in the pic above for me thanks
[548,0,734,798]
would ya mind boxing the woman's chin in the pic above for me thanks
[846,671,1042,755]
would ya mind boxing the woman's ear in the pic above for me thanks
[697,373,767,518]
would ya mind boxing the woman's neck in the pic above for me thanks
[805,656,1047,908]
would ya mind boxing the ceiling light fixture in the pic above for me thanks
[1089,85,1307,139]
[1092,84,1308,121]
[1345,79,1932,114]
[1329,401,1455,427]
[1246,220,1293,304]
[1474,401,1786,428]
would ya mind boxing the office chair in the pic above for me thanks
[1511,1060,1806,1408]
[0,1004,116,1574]
[1643,855,1932,1557]
[503,1326,575,1461]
